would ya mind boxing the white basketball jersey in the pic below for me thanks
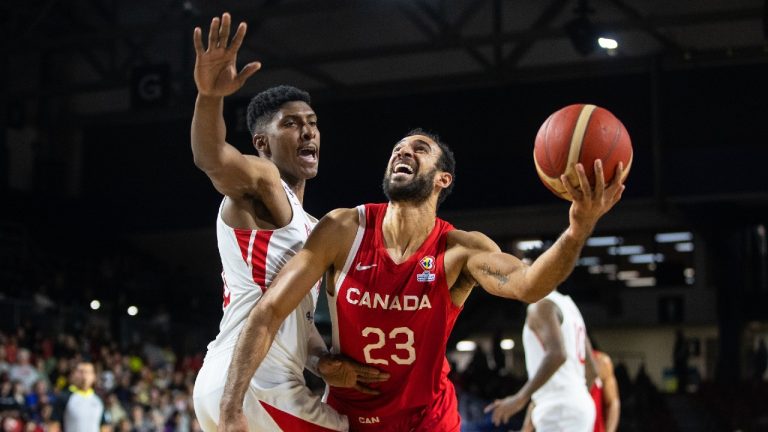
[208,180,319,381]
[523,291,589,405]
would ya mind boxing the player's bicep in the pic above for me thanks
[259,209,356,319]
[201,146,282,199]
[463,233,528,300]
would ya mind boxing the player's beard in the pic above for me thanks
[382,167,436,204]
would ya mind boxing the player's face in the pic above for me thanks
[382,135,442,204]
[259,101,320,183]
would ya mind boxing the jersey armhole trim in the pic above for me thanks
[328,205,366,355]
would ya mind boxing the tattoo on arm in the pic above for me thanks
[481,264,509,287]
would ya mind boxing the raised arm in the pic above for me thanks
[484,300,565,426]
[217,209,359,431]
[191,13,281,200]
[465,159,625,303]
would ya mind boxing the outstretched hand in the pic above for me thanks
[317,354,390,395]
[562,159,626,237]
[484,392,529,426]
[193,13,262,97]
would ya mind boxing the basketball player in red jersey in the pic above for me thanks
[591,348,620,432]
[218,129,625,432]
[191,13,387,432]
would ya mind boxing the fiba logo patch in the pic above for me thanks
[417,255,436,282]
[419,256,435,271]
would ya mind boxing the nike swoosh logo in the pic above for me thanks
[356,263,377,271]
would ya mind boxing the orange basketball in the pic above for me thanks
[533,104,633,201]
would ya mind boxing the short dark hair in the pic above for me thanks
[246,85,311,136]
[405,128,456,206]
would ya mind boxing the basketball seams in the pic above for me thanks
[541,113,556,175]
[601,116,624,182]
[565,104,596,189]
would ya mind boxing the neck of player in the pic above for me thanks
[281,174,306,203]
[382,200,436,263]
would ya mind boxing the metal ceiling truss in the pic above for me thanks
[6,0,766,99]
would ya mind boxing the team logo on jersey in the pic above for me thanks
[417,255,436,282]
[419,256,435,271]
[417,272,436,282]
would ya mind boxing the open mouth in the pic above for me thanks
[391,162,415,180]
[298,146,318,163]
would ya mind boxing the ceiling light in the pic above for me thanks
[578,256,600,266]
[598,37,618,49]
[456,341,477,352]
[625,277,657,287]
[586,236,622,247]
[516,240,543,251]
[608,245,644,255]
[629,253,665,264]
[655,232,693,243]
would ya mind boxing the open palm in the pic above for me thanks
[193,13,261,97]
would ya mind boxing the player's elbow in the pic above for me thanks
[548,348,567,367]
[192,151,222,173]
[252,296,290,336]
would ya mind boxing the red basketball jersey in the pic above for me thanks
[327,203,462,431]
[591,350,606,432]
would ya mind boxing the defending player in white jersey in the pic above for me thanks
[485,290,597,431]
[190,13,388,432]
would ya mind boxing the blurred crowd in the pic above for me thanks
[0,323,204,432]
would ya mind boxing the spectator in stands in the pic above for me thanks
[753,338,767,381]
[0,380,22,413]
[673,330,689,394]
[103,393,127,426]
[0,346,9,377]
[9,350,38,393]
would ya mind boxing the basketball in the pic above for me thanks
[533,104,633,201]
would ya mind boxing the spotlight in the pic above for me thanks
[127,306,139,316]
[598,37,618,50]
[500,339,515,350]
[456,341,477,352]
[90,300,101,310]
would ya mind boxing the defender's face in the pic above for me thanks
[259,101,320,182]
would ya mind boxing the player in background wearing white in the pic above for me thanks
[190,13,387,432]
[485,290,597,432]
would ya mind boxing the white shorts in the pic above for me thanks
[192,348,349,432]
[532,395,595,432]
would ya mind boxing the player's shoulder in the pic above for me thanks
[596,351,614,369]
[318,207,361,231]
[447,229,500,253]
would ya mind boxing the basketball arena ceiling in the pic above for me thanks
[5,0,767,100]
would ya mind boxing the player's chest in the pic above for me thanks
[338,251,442,315]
